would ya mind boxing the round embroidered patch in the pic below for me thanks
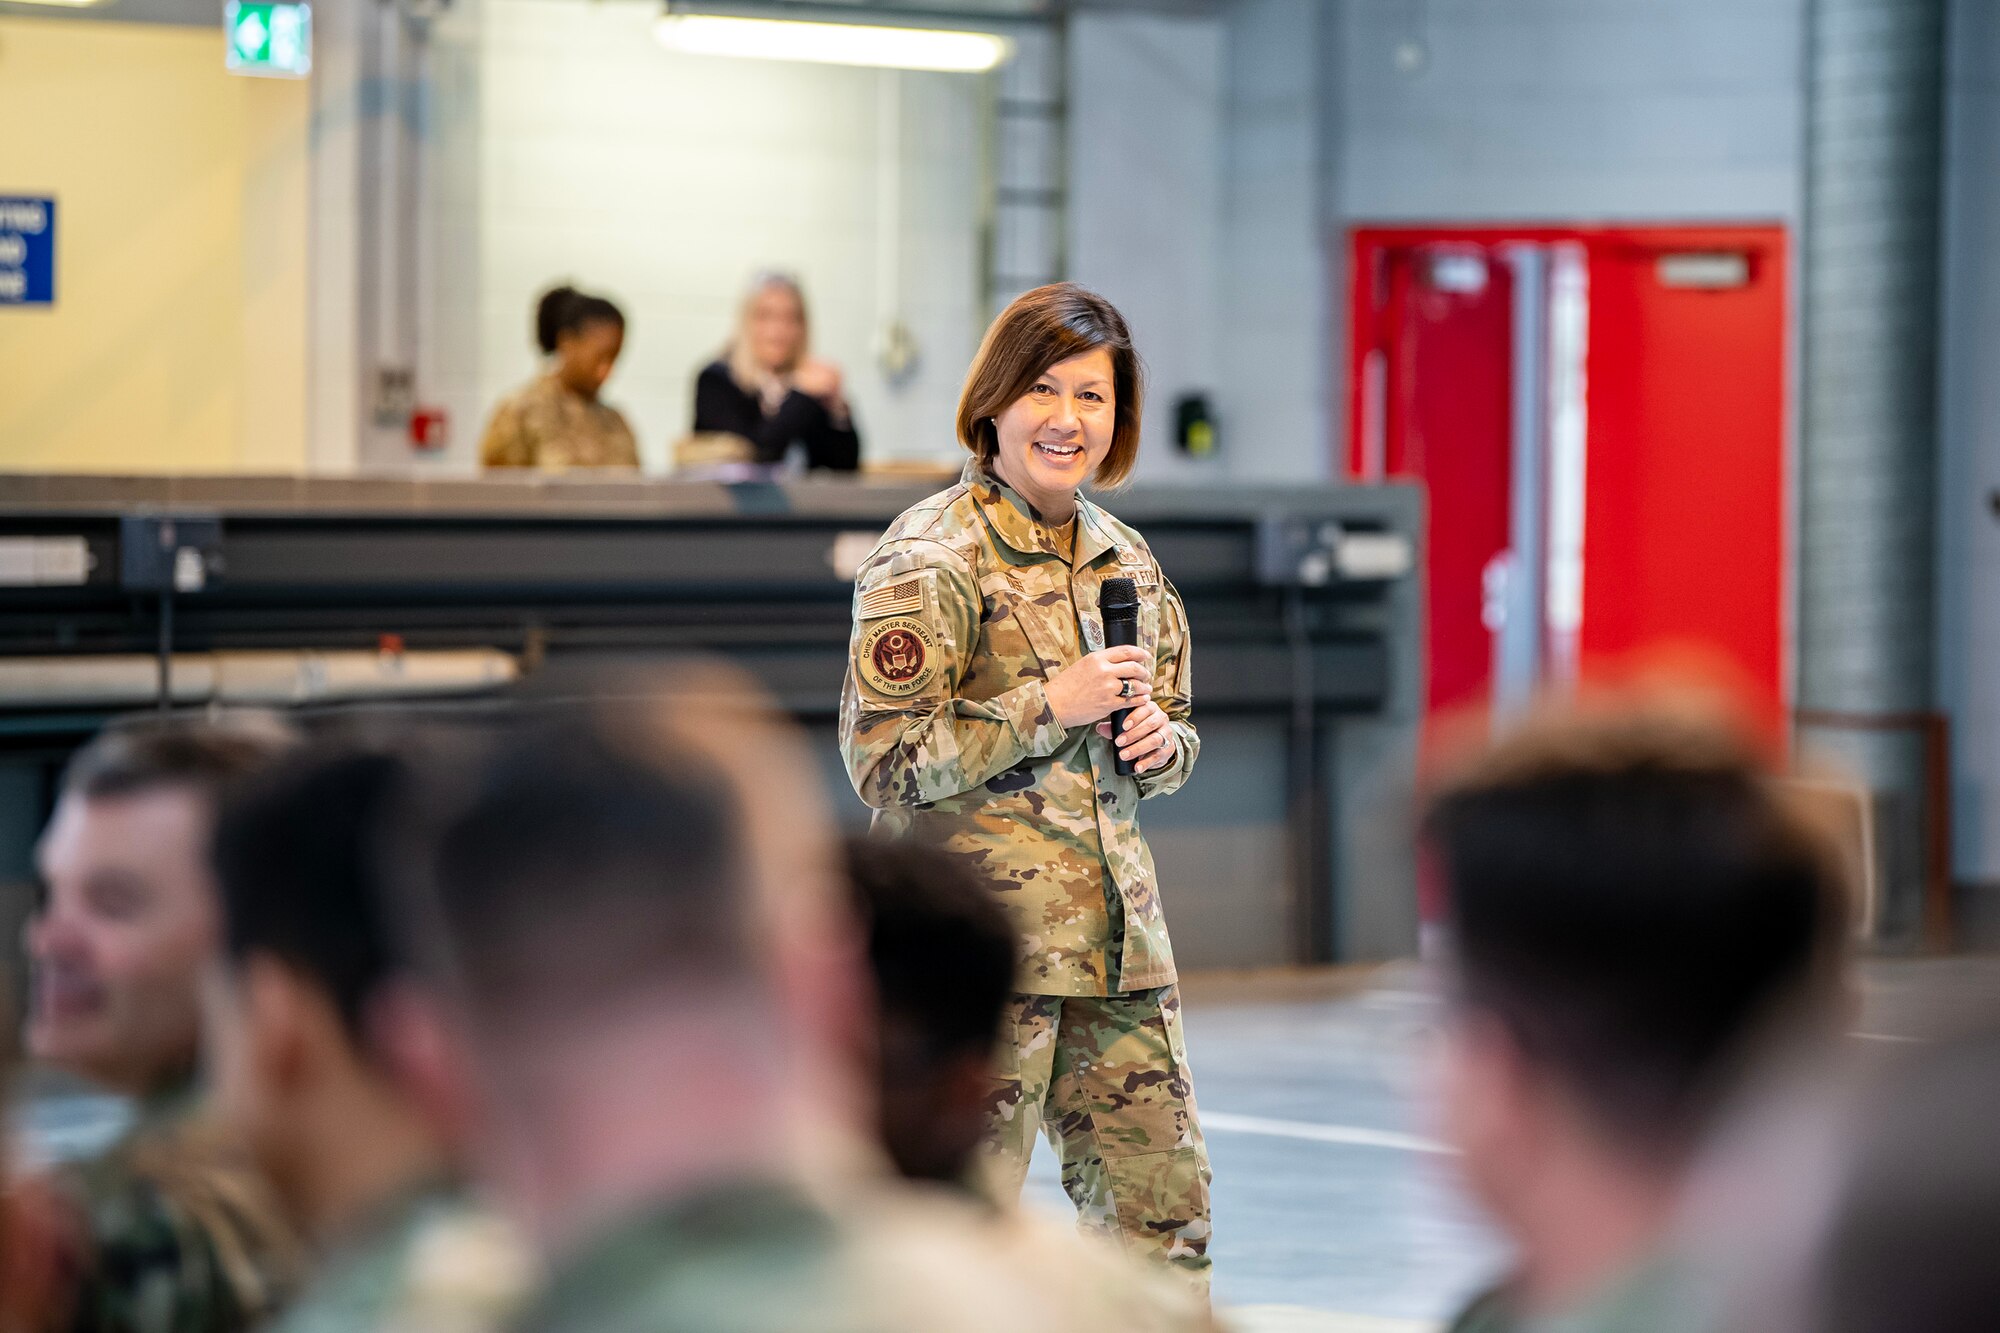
[860,617,938,696]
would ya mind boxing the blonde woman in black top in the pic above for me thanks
[692,272,860,473]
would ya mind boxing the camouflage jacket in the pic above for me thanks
[514,1179,1213,1333]
[838,461,1199,996]
[266,1183,527,1333]
[1445,1258,1695,1333]
[43,1081,303,1333]
[479,374,640,471]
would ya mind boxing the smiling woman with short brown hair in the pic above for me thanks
[954,283,1146,488]
[839,283,1212,1290]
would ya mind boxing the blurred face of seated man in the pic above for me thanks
[22,718,307,1333]
[29,719,294,1096]
[1421,705,1850,1330]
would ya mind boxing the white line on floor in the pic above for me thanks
[1202,1111,1453,1155]
[1851,1031,1925,1043]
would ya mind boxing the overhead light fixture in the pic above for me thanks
[654,12,1013,73]
[6,0,116,7]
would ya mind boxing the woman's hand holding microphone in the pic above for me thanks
[1043,647,1177,774]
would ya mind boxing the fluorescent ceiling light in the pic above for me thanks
[655,14,1012,73]
[6,0,115,7]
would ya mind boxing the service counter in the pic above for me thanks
[0,471,1424,968]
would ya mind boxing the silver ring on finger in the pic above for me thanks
[1119,679,1134,699]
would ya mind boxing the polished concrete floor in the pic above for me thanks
[1023,963,1497,1333]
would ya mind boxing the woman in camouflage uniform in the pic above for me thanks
[480,286,640,472]
[839,284,1211,1287]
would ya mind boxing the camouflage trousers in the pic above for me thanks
[982,985,1213,1287]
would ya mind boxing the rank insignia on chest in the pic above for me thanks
[859,616,939,696]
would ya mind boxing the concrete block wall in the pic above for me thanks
[1067,0,1334,485]
[423,0,988,473]
[1067,13,1225,484]
[1336,0,1806,223]
[1219,0,1335,484]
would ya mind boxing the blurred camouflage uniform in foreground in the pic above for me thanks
[840,461,1211,1281]
[1447,1260,1691,1333]
[515,1181,1213,1333]
[263,1185,525,1333]
[40,1080,302,1333]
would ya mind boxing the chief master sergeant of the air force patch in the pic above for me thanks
[860,617,937,697]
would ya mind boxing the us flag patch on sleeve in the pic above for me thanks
[859,576,925,620]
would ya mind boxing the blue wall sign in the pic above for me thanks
[0,197,55,306]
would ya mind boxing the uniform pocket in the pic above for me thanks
[1139,594,1163,661]
[978,569,1067,683]
[1161,984,1193,1081]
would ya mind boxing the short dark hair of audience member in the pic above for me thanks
[955,282,1145,488]
[391,668,867,1256]
[206,744,451,1238]
[29,714,296,1094]
[419,721,753,1033]
[1806,1027,2000,1333]
[1421,705,1851,1319]
[844,836,1017,1186]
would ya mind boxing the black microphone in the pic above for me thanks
[1099,577,1142,777]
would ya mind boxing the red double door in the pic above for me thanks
[1348,225,1789,746]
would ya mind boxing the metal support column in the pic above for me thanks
[1798,0,1949,945]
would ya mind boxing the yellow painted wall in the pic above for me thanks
[0,17,308,473]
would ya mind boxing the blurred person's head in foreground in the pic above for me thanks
[206,742,447,1240]
[1421,701,1851,1322]
[30,714,296,1096]
[392,664,863,1255]
[1801,1026,2000,1333]
[842,836,1016,1187]
[207,739,529,1333]
[536,284,625,402]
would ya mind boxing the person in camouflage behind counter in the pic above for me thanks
[479,286,639,473]
[838,283,1212,1288]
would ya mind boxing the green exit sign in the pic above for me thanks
[225,2,312,79]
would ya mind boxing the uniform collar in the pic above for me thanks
[532,1179,832,1329]
[962,459,1119,565]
